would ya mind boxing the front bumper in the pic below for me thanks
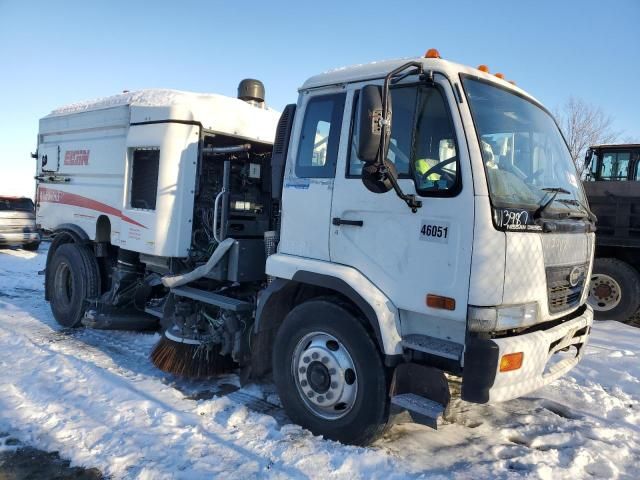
[462,305,593,403]
[0,231,41,246]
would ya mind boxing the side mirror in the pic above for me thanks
[357,85,391,163]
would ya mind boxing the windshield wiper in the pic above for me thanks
[557,198,597,223]
[533,187,571,219]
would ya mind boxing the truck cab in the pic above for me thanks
[584,144,640,322]
[0,196,41,250]
[267,53,594,410]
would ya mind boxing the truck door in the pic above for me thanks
[278,91,346,261]
[329,78,475,343]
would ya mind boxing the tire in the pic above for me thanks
[273,299,389,445]
[48,243,100,328]
[588,258,640,323]
[22,241,40,251]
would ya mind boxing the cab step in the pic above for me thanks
[390,393,446,429]
[401,334,463,360]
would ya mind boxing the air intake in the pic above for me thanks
[238,79,265,104]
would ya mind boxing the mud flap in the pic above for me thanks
[389,363,450,429]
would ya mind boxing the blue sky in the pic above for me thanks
[1,0,638,197]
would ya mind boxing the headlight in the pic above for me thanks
[468,303,538,332]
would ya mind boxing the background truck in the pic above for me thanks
[35,50,595,445]
[0,196,41,250]
[584,143,640,322]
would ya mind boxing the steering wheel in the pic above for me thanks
[420,157,457,184]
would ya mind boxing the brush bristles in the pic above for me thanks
[150,335,236,378]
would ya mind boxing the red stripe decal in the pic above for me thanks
[38,187,147,229]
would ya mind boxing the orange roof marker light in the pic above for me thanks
[494,73,505,79]
[477,65,490,73]
[424,48,441,59]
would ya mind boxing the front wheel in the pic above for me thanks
[273,299,389,445]
[588,258,640,323]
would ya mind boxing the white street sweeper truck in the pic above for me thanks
[35,49,595,445]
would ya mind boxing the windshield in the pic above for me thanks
[463,77,586,211]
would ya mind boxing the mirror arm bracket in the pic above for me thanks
[383,165,422,213]
[420,70,435,84]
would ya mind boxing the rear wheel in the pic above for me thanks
[273,299,389,445]
[588,258,640,323]
[48,243,100,327]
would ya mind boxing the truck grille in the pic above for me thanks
[546,263,588,314]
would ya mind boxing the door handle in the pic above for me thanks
[332,218,364,227]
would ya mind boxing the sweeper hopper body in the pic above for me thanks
[37,88,278,258]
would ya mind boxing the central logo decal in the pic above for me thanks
[569,266,584,287]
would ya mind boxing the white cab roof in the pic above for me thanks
[300,57,540,105]
[43,89,281,144]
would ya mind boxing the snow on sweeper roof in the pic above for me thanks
[42,88,281,144]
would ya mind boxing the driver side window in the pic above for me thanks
[347,85,460,196]
[412,88,458,193]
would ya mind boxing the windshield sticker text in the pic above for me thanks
[498,209,543,231]
[502,210,528,228]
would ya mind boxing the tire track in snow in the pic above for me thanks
[0,311,404,479]
[3,307,289,428]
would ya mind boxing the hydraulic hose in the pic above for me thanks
[161,237,235,288]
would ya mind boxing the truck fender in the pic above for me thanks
[53,223,90,243]
[262,253,403,356]
[291,271,385,349]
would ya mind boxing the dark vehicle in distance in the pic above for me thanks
[583,144,640,322]
[0,196,41,250]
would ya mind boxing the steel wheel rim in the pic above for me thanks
[54,261,73,307]
[588,273,622,311]
[291,331,358,420]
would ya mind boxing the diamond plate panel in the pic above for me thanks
[468,199,505,305]
[504,232,592,319]
[502,232,547,306]
[541,233,589,267]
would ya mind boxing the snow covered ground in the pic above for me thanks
[0,246,638,479]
